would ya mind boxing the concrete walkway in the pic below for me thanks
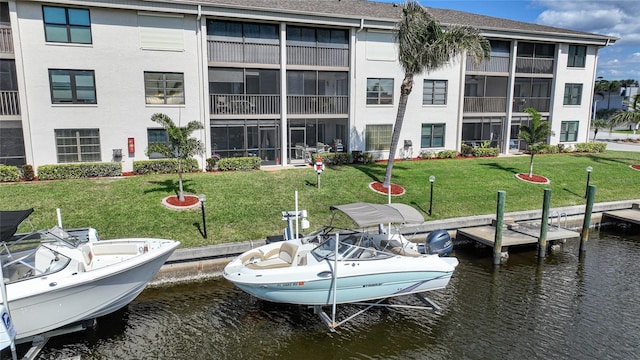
[592,128,640,152]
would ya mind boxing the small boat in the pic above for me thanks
[0,208,180,341]
[223,202,457,306]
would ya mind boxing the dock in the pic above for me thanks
[457,219,580,250]
[601,204,640,226]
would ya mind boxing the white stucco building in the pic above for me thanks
[0,0,617,172]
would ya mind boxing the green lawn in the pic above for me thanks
[1,151,639,248]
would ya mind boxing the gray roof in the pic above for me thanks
[330,202,424,228]
[196,0,616,43]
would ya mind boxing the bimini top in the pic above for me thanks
[0,208,34,242]
[330,202,424,228]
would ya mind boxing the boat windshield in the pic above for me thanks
[1,244,71,283]
[311,233,392,261]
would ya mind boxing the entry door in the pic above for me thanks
[289,127,306,164]
[259,127,278,164]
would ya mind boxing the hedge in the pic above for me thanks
[38,162,122,180]
[217,157,261,171]
[133,159,199,175]
[0,165,19,182]
[437,150,458,159]
[574,142,607,153]
[471,147,500,157]
[316,152,352,165]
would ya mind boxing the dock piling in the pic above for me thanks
[579,185,596,257]
[538,189,551,259]
[493,190,506,266]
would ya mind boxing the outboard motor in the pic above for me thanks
[425,230,453,256]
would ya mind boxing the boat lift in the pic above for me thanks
[311,233,443,332]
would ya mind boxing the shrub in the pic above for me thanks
[574,142,607,153]
[133,159,199,175]
[0,165,19,182]
[217,157,261,171]
[38,163,122,180]
[460,143,473,157]
[318,152,352,165]
[471,147,499,157]
[538,144,559,154]
[205,154,222,171]
[437,150,458,159]
[21,164,35,181]
[419,150,434,159]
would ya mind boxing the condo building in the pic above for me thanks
[0,0,616,172]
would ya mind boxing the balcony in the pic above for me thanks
[287,44,349,67]
[0,25,12,54]
[287,95,348,115]
[466,55,510,73]
[463,97,507,113]
[207,39,279,64]
[512,97,551,112]
[515,58,554,74]
[210,94,280,115]
[0,90,19,115]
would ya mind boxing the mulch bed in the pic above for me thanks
[514,173,550,184]
[162,194,201,210]
[368,181,406,196]
[630,164,640,171]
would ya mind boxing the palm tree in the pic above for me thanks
[609,95,640,132]
[518,107,553,177]
[147,113,204,202]
[594,79,621,110]
[591,118,608,141]
[382,0,490,187]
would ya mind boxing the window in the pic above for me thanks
[423,80,447,105]
[365,124,392,151]
[421,124,445,147]
[560,121,579,142]
[147,129,169,159]
[55,129,101,163]
[208,20,278,40]
[367,78,393,105]
[43,6,91,44]
[568,45,586,68]
[286,26,348,45]
[144,72,184,104]
[49,69,96,104]
[563,83,583,105]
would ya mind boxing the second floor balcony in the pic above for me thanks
[464,97,507,113]
[208,39,279,64]
[0,25,12,54]
[0,90,19,115]
[287,44,349,68]
[512,97,551,112]
[211,94,280,115]
[515,57,554,74]
[287,95,348,115]
[466,55,510,73]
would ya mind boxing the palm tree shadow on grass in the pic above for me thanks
[144,179,196,197]
[480,162,521,175]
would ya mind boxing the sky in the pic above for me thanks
[377,0,640,82]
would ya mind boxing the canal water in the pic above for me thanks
[25,229,640,359]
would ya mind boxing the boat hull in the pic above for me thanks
[5,238,179,341]
[225,254,458,305]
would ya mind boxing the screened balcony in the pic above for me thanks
[466,55,510,73]
[210,94,280,115]
[512,97,551,112]
[207,39,279,65]
[287,95,348,114]
[0,25,12,53]
[463,97,507,113]
[0,90,19,115]
[286,44,349,67]
[515,57,554,74]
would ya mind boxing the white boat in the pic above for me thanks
[0,208,180,342]
[223,202,458,306]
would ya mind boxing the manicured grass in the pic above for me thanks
[1,151,639,248]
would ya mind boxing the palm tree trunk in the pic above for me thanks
[528,154,534,177]
[383,74,413,187]
[178,159,185,202]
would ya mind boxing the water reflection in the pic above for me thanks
[23,230,640,359]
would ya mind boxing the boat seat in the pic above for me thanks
[92,243,140,256]
[359,247,377,259]
[380,239,421,257]
[241,247,280,264]
[246,242,299,269]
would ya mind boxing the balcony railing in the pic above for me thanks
[207,39,279,64]
[287,95,348,114]
[0,26,12,53]
[0,90,19,115]
[515,58,554,74]
[287,44,349,67]
[466,55,510,73]
[210,94,280,115]
[512,97,551,112]
[463,97,507,113]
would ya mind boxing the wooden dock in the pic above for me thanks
[602,205,640,226]
[457,221,580,249]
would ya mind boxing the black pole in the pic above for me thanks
[429,181,434,216]
[201,200,207,239]
[584,171,591,198]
